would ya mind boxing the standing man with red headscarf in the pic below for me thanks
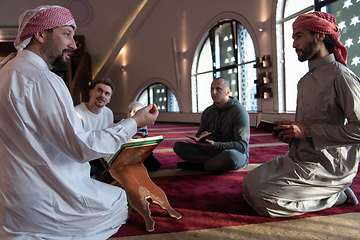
[0,5,158,239]
[243,12,360,217]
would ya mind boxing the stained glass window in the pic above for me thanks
[191,20,257,113]
[137,83,179,112]
[324,0,360,77]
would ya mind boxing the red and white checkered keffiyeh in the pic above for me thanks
[0,5,76,69]
[293,12,347,67]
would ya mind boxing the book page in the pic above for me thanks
[185,132,211,142]
[185,134,198,141]
[102,154,114,164]
[126,135,163,143]
[256,114,288,127]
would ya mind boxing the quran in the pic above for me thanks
[102,135,163,168]
[101,134,181,232]
[256,113,287,135]
[185,132,212,143]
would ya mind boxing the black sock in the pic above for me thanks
[177,162,205,171]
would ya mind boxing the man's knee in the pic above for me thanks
[173,141,192,157]
[173,141,185,154]
[173,141,185,153]
[224,150,248,170]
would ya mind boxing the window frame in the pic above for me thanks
[275,0,355,112]
[137,82,180,113]
[190,12,259,113]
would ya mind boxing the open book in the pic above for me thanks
[101,135,163,168]
[185,132,212,143]
[256,114,287,135]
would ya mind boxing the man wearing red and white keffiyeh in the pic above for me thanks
[291,11,347,67]
[0,5,159,239]
[0,5,76,68]
[243,12,360,218]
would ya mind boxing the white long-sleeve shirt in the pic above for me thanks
[0,50,136,239]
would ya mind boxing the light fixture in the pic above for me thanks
[121,66,126,72]
[259,22,264,32]
[179,51,187,60]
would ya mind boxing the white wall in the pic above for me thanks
[0,0,285,126]
[100,0,277,124]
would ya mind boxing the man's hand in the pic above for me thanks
[132,104,159,127]
[196,131,214,148]
[273,120,308,143]
[197,139,214,148]
[199,131,210,139]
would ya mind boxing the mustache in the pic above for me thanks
[63,49,73,55]
[96,97,105,101]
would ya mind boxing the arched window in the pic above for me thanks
[191,19,257,113]
[276,0,360,112]
[137,83,179,112]
[276,0,314,112]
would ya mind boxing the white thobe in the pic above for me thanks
[243,54,360,217]
[0,50,136,239]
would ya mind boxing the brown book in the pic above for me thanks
[185,132,212,143]
[101,135,163,168]
[256,114,286,135]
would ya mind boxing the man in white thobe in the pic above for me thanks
[243,12,360,217]
[0,5,158,239]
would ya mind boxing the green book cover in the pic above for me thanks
[102,135,163,167]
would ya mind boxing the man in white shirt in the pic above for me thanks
[0,5,158,239]
[75,78,115,180]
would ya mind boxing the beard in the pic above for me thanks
[51,51,70,72]
[43,34,72,72]
[94,101,105,108]
[297,36,319,62]
[94,97,106,108]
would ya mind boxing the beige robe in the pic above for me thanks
[243,54,360,217]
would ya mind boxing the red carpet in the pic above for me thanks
[149,123,289,169]
[110,123,360,238]
[111,170,360,237]
[153,151,179,170]
[154,144,290,169]
[249,145,289,164]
